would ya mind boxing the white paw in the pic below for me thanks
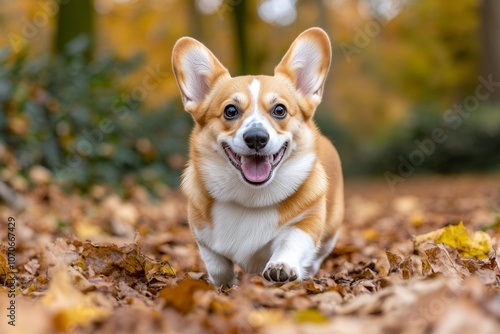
[263,262,299,283]
[210,273,238,288]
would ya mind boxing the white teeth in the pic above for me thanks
[268,155,274,164]
[241,156,247,164]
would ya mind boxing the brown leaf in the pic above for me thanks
[310,291,343,315]
[401,257,413,279]
[0,250,9,275]
[424,245,470,280]
[77,242,175,281]
[386,251,403,274]
[421,259,433,276]
[159,278,212,314]
[303,280,325,294]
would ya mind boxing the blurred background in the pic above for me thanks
[1,0,499,197]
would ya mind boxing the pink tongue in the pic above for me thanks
[241,155,271,183]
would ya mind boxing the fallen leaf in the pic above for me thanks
[401,257,413,279]
[293,309,328,323]
[421,259,432,276]
[303,280,325,294]
[75,220,103,239]
[423,245,470,280]
[159,277,212,314]
[386,251,403,273]
[77,242,176,281]
[362,228,379,241]
[247,309,286,327]
[24,258,40,275]
[410,214,424,227]
[42,265,111,331]
[0,251,9,275]
[414,222,492,259]
[3,171,500,333]
[392,195,420,213]
[144,259,176,281]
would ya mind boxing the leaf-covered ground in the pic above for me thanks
[1,172,500,334]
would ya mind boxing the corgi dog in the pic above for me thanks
[172,28,343,287]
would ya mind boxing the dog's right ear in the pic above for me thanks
[172,37,230,116]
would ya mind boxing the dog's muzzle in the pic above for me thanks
[222,128,288,185]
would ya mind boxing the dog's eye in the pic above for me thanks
[223,105,240,120]
[271,104,287,119]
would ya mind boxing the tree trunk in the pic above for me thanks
[480,0,500,102]
[188,0,204,40]
[54,0,94,60]
[230,1,249,75]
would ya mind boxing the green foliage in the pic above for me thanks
[357,105,500,176]
[0,41,191,193]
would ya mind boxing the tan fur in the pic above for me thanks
[277,132,343,245]
[172,28,344,285]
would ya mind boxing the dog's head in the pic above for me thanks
[172,28,331,204]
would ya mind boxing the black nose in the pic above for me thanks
[243,128,269,150]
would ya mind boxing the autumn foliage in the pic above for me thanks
[1,175,500,333]
[1,1,500,333]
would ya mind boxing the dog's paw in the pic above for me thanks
[263,262,299,283]
[210,273,238,289]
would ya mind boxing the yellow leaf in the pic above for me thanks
[362,228,379,241]
[74,256,87,271]
[247,309,285,327]
[293,309,328,324]
[144,260,176,280]
[410,214,424,227]
[414,222,492,259]
[74,221,102,239]
[22,283,36,295]
[42,266,110,331]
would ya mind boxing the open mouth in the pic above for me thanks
[222,143,288,185]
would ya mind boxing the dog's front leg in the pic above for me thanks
[198,244,237,287]
[263,226,318,283]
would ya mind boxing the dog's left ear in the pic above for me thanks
[275,28,331,109]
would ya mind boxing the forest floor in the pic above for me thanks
[1,172,500,334]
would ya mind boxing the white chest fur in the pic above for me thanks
[194,201,281,273]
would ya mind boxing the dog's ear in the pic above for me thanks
[274,28,331,108]
[172,37,230,115]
